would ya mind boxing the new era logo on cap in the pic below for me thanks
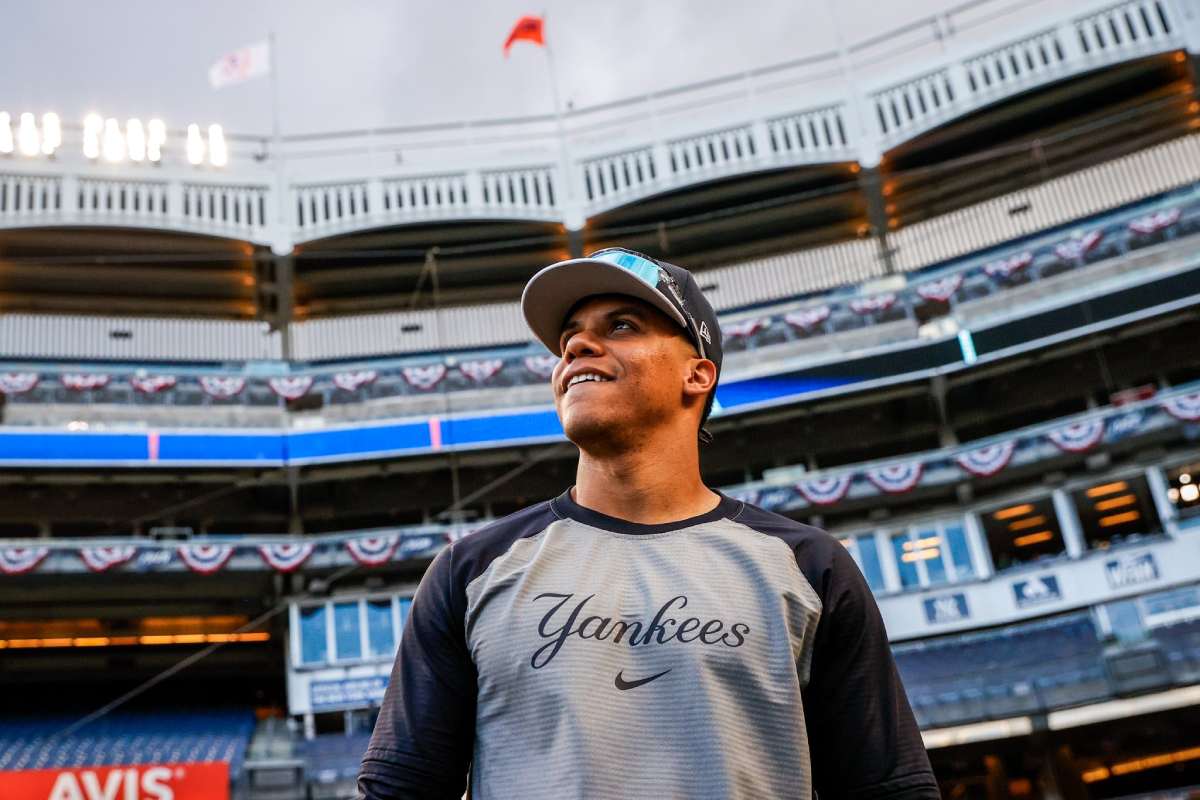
[699,320,711,344]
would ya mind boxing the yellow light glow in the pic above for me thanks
[902,536,941,551]
[208,123,227,167]
[1013,531,1054,547]
[1081,767,1110,783]
[73,637,110,647]
[1008,515,1047,531]
[993,504,1035,520]
[1110,745,1200,776]
[1086,481,1128,498]
[126,119,146,162]
[83,114,102,159]
[1094,495,1136,511]
[102,117,125,162]
[1182,484,1199,503]
[1098,510,1141,527]
[147,119,166,163]
[901,548,941,562]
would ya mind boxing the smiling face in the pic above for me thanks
[551,294,715,453]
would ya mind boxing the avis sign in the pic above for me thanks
[0,761,228,800]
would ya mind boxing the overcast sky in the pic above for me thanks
[5,0,1026,137]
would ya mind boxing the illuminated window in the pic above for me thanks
[299,605,328,665]
[333,601,362,661]
[839,534,887,592]
[366,599,395,658]
[1166,461,1200,528]
[1071,475,1161,550]
[888,520,975,590]
[981,497,1065,572]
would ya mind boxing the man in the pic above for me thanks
[359,248,939,799]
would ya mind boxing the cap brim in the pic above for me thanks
[521,258,688,356]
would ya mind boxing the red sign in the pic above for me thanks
[0,761,228,800]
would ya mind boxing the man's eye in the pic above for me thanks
[612,319,634,332]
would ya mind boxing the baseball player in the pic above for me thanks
[359,247,939,799]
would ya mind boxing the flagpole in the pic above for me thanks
[539,11,577,209]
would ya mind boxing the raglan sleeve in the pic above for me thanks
[800,542,940,799]
[359,544,477,799]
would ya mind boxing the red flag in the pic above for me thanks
[504,15,545,56]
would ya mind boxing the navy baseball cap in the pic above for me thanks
[521,247,723,442]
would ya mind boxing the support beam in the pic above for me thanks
[858,166,896,275]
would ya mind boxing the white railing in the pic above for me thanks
[0,0,1189,245]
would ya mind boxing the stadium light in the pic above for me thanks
[0,112,12,154]
[147,118,165,163]
[83,113,102,159]
[102,117,125,162]
[17,112,39,156]
[208,123,227,167]
[186,123,205,165]
[41,112,61,155]
[126,119,146,162]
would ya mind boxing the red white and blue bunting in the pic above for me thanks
[983,252,1033,279]
[866,462,923,494]
[130,375,176,394]
[258,542,315,572]
[459,359,504,384]
[1128,208,1180,235]
[916,273,964,303]
[200,376,246,399]
[268,376,314,400]
[0,546,50,575]
[1161,392,1200,422]
[62,373,110,391]
[724,318,767,339]
[333,370,377,392]
[523,355,559,378]
[346,534,400,566]
[783,306,831,332]
[0,373,40,395]
[177,544,235,574]
[850,293,896,315]
[795,474,853,506]
[402,364,447,391]
[1047,419,1106,453]
[955,441,1017,477]
[1054,230,1103,261]
[79,545,137,573]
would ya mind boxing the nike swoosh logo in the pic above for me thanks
[614,668,672,690]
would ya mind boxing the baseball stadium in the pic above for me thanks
[2,1,1200,798]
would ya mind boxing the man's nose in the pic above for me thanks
[563,328,604,361]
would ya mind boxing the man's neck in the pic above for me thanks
[572,429,719,524]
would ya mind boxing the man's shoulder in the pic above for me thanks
[443,498,561,586]
[727,497,854,596]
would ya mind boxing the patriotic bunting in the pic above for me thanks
[916,273,964,303]
[79,545,137,573]
[61,373,110,391]
[1161,392,1200,422]
[177,544,235,574]
[796,474,853,506]
[983,252,1033,279]
[849,293,896,315]
[1128,208,1180,235]
[268,375,314,400]
[258,542,314,572]
[346,534,400,566]
[130,375,176,394]
[0,372,39,395]
[524,354,559,378]
[955,440,1017,477]
[402,364,447,391]
[784,306,831,332]
[200,376,246,399]
[866,462,923,494]
[723,318,767,339]
[333,370,377,392]
[0,546,50,575]
[1054,230,1103,261]
[1047,419,1106,453]
[459,359,505,384]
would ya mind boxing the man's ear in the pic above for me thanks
[683,357,718,400]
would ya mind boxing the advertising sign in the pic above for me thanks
[0,761,228,800]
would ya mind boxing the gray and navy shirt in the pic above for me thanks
[360,489,938,799]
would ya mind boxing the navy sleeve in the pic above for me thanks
[800,541,940,799]
[359,546,476,800]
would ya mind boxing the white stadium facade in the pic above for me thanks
[2,0,1200,798]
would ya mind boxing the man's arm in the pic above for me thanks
[359,546,476,799]
[801,544,940,799]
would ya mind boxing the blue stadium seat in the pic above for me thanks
[0,710,255,779]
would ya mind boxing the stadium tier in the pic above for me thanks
[4,1,1200,798]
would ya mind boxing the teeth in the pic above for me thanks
[567,373,609,389]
